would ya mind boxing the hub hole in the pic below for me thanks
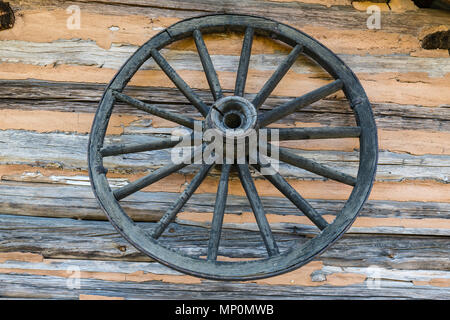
[224,113,242,129]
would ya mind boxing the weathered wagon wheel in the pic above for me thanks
[88,14,378,280]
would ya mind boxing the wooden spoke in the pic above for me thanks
[234,27,254,97]
[114,162,188,201]
[253,160,328,230]
[269,126,361,141]
[112,90,197,129]
[151,164,213,239]
[207,164,231,261]
[275,146,356,186]
[193,29,223,101]
[237,164,279,256]
[101,136,190,157]
[114,145,204,200]
[252,44,303,109]
[150,48,210,117]
[258,79,343,127]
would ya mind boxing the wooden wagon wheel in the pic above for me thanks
[88,14,378,280]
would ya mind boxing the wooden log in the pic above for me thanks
[0,129,449,183]
[0,81,448,132]
[0,182,449,220]
[0,257,448,299]
[0,40,448,106]
[0,214,448,271]
[1,41,448,77]
[6,0,450,37]
[0,272,448,299]
[2,5,448,60]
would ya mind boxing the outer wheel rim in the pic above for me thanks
[88,14,378,280]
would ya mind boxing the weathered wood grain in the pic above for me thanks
[1,81,448,132]
[1,272,448,299]
[1,40,448,107]
[7,0,450,37]
[1,40,448,77]
[0,182,448,236]
[0,182,448,220]
[1,257,448,287]
[2,4,449,63]
[0,214,448,269]
[0,257,448,299]
[0,129,449,183]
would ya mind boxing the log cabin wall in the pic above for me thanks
[0,0,449,299]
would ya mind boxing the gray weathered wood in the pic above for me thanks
[0,180,449,237]
[2,0,449,41]
[0,257,448,299]
[1,129,449,183]
[0,183,449,223]
[276,146,357,186]
[1,272,449,299]
[0,214,448,271]
[3,40,448,78]
[0,81,448,132]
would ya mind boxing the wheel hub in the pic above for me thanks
[206,96,257,138]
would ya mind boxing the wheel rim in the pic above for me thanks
[88,14,378,280]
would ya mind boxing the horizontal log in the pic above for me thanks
[0,181,449,219]
[7,0,450,38]
[1,256,448,288]
[1,40,449,78]
[0,129,449,183]
[2,62,447,107]
[3,6,449,64]
[0,7,423,59]
[2,166,450,203]
[0,214,448,271]
[1,271,448,299]
[0,181,448,236]
[0,257,448,299]
[0,68,435,109]
[0,41,448,106]
[0,80,448,132]
[1,106,449,156]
